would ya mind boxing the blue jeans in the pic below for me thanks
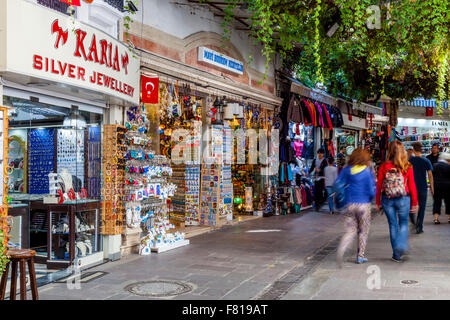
[326,186,334,212]
[382,195,410,259]
[416,191,427,232]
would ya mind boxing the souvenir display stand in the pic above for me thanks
[169,163,201,226]
[200,160,225,227]
[101,125,126,236]
[121,104,184,255]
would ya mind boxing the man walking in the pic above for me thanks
[336,146,346,173]
[324,157,338,214]
[410,142,434,233]
[426,143,440,166]
[309,148,328,211]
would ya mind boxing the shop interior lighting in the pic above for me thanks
[63,105,87,129]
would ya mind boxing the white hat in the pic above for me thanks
[438,152,450,162]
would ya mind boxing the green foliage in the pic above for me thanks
[0,229,8,277]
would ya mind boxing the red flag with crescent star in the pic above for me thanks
[57,0,82,6]
[141,75,159,104]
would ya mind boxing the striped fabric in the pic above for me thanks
[403,98,449,109]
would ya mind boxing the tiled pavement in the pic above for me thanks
[24,201,450,300]
[282,202,450,300]
[36,209,345,300]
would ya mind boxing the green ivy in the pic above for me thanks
[207,0,448,110]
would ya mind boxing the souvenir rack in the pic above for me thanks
[101,125,126,235]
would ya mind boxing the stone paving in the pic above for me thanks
[26,200,450,300]
[36,210,345,300]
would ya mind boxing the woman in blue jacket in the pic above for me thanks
[335,148,376,266]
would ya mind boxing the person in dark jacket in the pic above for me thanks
[336,148,376,266]
[309,148,328,211]
[432,152,450,224]
[426,143,440,166]
[409,142,434,233]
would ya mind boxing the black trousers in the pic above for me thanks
[314,179,326,209]
[433,185,450,215]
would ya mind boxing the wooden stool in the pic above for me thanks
[0,249,39,300]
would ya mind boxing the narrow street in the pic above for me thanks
[34,203,450,300]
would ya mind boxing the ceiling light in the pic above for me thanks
[63,106,86,129]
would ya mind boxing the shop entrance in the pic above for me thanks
[4,95,104,271]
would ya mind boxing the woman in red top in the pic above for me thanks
[376,141,418,262]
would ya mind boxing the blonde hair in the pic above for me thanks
[387,140,411,172]
[347,148,371,166]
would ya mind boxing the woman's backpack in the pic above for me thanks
[382,168,407,198]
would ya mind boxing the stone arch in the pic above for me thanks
[182,31,246,65]
[181,31,249,86]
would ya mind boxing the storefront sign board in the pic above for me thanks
[0,0,140,105]
[198,47,244,75]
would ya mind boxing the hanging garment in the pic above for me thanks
[301,100,313,126]
[287,164,294,181]
[293,140,304,157]
[301,187,308,206]
[306,100,317,126]
[322,104,333,130]
[315,102,325,127]
[294,187,303,205]
[302,99,315,126]
[287,95,304,123]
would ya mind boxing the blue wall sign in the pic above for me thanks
[198,47,244,75]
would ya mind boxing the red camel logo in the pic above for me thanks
[51,20,68,49]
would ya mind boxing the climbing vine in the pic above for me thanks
[207,0,448,110]
[0,228,8,277]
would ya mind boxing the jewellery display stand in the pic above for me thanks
[169,163,201,226]
[101,125,126,235]
[45,200,101,269]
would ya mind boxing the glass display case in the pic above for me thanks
[47,201,102,269]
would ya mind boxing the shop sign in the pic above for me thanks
[197,47,244,75]
[141,75,159,104]
[0,0,140,105]
[397,118,450,128]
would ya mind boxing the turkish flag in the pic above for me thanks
[58,0,81,6]
[141,75,159,104]
[425,107,433,117]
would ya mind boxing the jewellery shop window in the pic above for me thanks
[3,96,103,260]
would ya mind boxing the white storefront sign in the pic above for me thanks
[198,47,244,75]
[397,118,450,128]
[0,0,140,105]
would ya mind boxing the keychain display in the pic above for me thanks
[124,104,176,232]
